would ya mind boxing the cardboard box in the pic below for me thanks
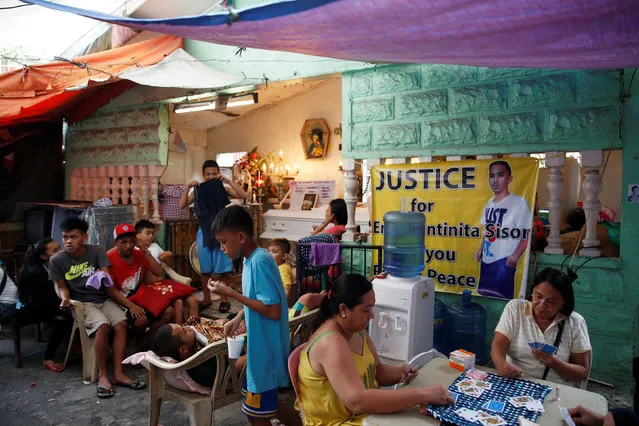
[449,349,476,371]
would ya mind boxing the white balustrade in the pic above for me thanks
[108,166,118,204]
[447,156,462,161]
[99,167,110,200]
[580,150,603,257]
[128,165,139,207]
[342,159,359,242]
[149,165,162,223]
[509,153,530,158]
[140,166,150,219]
[90,168,100,202]
[544,152,566,255]
[477,155,494,160]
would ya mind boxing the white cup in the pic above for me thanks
[227,336,245,359]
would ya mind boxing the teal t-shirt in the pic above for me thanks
[243,248,290,393]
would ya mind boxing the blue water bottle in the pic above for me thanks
[433,298,451,355]
[383,211,425,278]
[448,290,487,364]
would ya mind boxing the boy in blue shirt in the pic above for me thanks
[207,206,299,426]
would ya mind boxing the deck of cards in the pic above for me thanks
[509,395,545,413]
[528,341,558,355]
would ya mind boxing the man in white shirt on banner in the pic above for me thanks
[475,160,533,299]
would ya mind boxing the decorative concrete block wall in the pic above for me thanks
[343,66,621,158]
[65,105,169,168]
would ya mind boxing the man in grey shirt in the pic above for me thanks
[49,217,146,398]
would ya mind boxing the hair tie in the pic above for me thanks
[327,290,333,300]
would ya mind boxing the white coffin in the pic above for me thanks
[260,207,370,242]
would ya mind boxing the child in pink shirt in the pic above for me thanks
[311,198,347,241]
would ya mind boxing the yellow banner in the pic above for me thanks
[371,158,539,299]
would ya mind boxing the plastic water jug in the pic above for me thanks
[448,290,487,364]
[383,211,425,278]
[433,298,452,356]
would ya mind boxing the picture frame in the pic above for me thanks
[300,118,330,160]
[301,193,318,211]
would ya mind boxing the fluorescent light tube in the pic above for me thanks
[175,101,216,114]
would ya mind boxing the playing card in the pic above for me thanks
[539,343,558,355]
[524,399,545,413]
[474,380,493,390]
[455,408,479,421]
[509,395,534,407]
[486,400,506,413]
[528,342,536,349]
[478,414,507,426]
[456,378,476,389]
[450,391,460,404]
[467,368,489,381]
[460,385,485,398]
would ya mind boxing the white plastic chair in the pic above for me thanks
[56,283,98,384]
[580,351,592,390]
[393,349,447,390]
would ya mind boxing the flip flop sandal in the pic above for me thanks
[42,362,65,373]
[117,380,147,390]
[97,385,114,399]
[218,301,231,313]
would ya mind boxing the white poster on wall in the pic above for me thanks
[289,180,336,210]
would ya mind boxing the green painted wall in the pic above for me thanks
[342,65,622,159]
[66,104,169,168]
[343,64,637,392]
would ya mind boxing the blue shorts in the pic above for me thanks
[196,228,232,275]
[478,257,516,299]
[241,379,279,419]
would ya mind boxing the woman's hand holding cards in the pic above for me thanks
[532,348,555,367]
[399,364,419,384]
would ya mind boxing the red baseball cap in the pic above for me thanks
[113,223,136,240]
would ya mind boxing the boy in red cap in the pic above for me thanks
[107,224,197,335]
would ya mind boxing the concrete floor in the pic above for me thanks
[1,325,634,426]
[0,325,253,426]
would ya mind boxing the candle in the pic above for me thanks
[279,149,283,158]
[339,159,343,167]
[270,162,274,171]
[285,164,291,172]
[294,164,299,171]
[262,163,267,173]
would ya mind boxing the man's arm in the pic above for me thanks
[105,286,146,320]
[144,251,163,278]
[55,279,72,309]
[178,181,198,209]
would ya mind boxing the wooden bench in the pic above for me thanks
[147,308,318,426]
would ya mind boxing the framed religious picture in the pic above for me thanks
[300,118,330,160]
[301,193,318,210]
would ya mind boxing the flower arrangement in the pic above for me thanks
[233,146,272,193]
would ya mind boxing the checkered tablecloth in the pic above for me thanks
[427,371,552,426]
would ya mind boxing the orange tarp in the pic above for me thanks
[0,35,183,127]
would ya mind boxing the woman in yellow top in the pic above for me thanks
[297,274,454,425]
